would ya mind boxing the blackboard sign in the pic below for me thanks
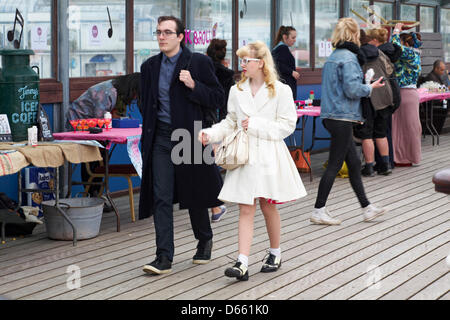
[0,114,13,142]
[37,104,54,141]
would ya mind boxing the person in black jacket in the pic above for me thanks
[366,28,402,173]
[205,38,235,223]
[272,26,300,100]
[206,38,235,123]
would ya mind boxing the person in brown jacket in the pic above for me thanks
[354,29,396,177]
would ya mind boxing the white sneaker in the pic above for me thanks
[363,204,387,222]
[310,207,341,225]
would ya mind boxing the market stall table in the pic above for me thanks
[53,128,142,232]
[290,105,325,182]
[0,142,102,246]
[418,91,450,146]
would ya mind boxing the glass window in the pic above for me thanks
[373,1,393,22]
[69,0,126,77]
[238,0,271,66]
[279,0,310,67]
[420,6,435,33]
[350,0,370,27]
[186,0,232,68]
[0,0,53,78]
[134,0,181,72]
[400,4,418,32]
[315,0,339,68]
[441,8,450,62]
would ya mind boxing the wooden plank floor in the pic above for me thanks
[0,133,449,300]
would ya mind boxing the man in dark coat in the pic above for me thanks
[424,60,448,88]
[139,16,225,275]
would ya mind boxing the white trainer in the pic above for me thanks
[363,204,387,222]
[310,207,341,225]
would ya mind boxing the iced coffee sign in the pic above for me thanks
[185,23,218,46]
[11,86,39,124]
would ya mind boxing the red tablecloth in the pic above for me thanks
[419,92,450,103]
[53,127,142,144]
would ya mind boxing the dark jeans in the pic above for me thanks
[315,119,370,209]
[152,120,212,261]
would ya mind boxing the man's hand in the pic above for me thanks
[180,70,195,89]
[198,130,210,146]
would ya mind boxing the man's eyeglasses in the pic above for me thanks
[240,58,260,65]
[154,30,178,37]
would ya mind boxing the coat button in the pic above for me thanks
[147,129,151,133]
[152,104,157,109]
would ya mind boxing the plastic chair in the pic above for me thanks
[84,162,138,222]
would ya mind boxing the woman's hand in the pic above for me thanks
[241,117,249,130]
[371,77,386,89]
[393,23,403,35]
[292,70,300,80]
[198,130,210,146]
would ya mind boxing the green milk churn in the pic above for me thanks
[0,49,40,142]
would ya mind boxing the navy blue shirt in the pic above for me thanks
[157,47,183,124]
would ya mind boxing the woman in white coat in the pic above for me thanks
[199,41,307,281]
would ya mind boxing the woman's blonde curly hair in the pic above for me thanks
[236,41,279,98]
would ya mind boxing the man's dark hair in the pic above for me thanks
[157,16,185,47]
[158,16,184,35]
[206,39,227,62]
[433,59,444,71]
[112,72,141,106]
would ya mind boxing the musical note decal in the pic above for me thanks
[7,9,24,49]
[107,7,113,38]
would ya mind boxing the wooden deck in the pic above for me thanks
[0,133,449,300]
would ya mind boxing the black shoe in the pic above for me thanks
[225,261,249,281]
[377,162,392,176]
[260,253,282,273]
[193,239,213,264]
[143,256,172,275]
[361,164,375,177]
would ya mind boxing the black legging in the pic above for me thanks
[315,118,370,209]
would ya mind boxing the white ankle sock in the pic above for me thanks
[269,248,281,258]
[238,254,249,267]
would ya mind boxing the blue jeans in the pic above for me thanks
[152,120,212,261]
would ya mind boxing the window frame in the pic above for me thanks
[38,0,450,104]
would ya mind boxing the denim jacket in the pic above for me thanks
[320,48,372,122]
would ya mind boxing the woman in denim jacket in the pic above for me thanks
[311,18,387,226]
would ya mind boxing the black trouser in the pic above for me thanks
[315,119,370,209]
[152,120,212,261]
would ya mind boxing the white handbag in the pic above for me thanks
[215,129,249,170]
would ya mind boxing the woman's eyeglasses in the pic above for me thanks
[154,30,177,37]
[240,58,260,65]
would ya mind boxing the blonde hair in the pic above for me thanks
[366,28,389,44]
[236,41,279,98]
[331,17,361,48]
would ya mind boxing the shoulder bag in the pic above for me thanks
[214,128,249,170]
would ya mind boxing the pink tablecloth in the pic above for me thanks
[419,92,450,103]
[53,128,142,145]
[297,106,321,118]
